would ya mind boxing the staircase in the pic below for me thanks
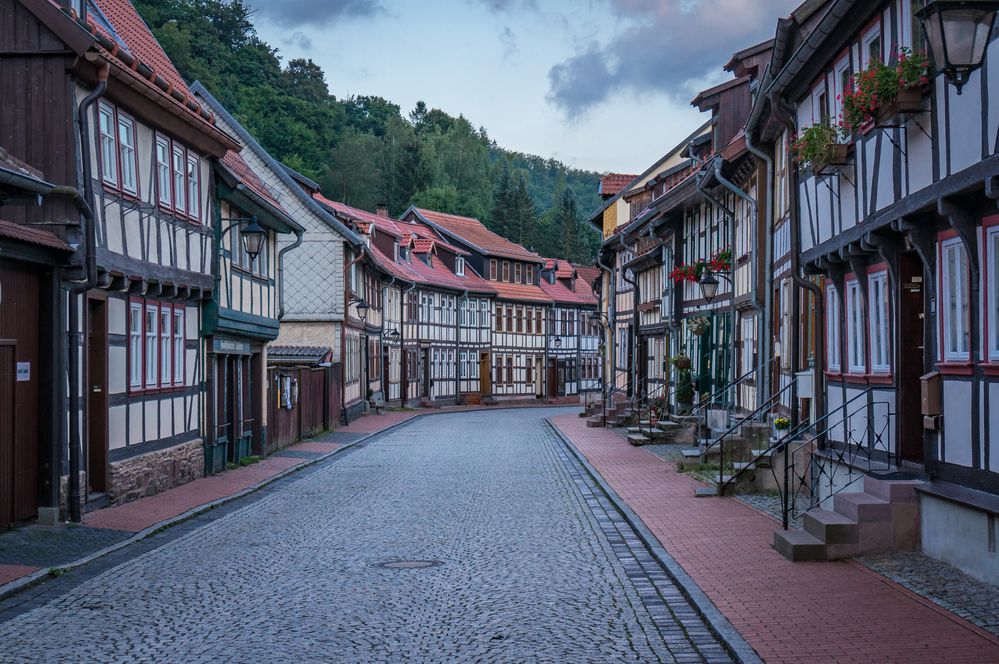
[682,419,773,496]
[624,420,684,446]
[773,475,922,561]
[585,400,636,428]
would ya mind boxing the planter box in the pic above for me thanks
[876,86,927,126]
[812,143,852,173]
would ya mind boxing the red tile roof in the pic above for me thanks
[0,219,72,252]
[412,237,435,254]
[314,196,468,255]
[489,281,553,304]
[573,263,601,288]
[553,260,575,279]
[412,208,541,262]
[599,173,638,197]
[538,276,597,306]
[221,150,288,214]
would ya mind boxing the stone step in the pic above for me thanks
[585,417,605,428]
[681,449,702,459]
[803,509,859,545]
[833,491,892,523]
[731,461,755,472]
[627,434,650,446]
[862,475,922,504]
[774,528,827,561]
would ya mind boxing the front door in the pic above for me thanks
[423,348,432,399]
[547,358,557,399]
[86,298,108,494]
[898,252,925,464]
[479,352,491,396]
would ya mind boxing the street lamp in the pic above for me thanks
[918,0,999,94]
[699,272,720,303]
[350,297,369,322]
[554,336,562,349]
[220,215,267,264]
[385,328,400,342]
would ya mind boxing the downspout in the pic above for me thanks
[597,251,616,408]
[618,234,638,399]
[382,276,396,401]
[67,65,108,523]
[772,92,825,427]
[401,281,417,403]
[342,245,367,420]
[744,131,775,408]
[711,158,767,409]
[277,229,303,319]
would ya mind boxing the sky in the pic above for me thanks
[247,0,801,174]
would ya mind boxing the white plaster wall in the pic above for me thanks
[943,379,973,467]
[921,495,998,585]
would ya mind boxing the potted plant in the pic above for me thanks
[675,368,694,415]
[772,416,791,440]
[792,120,849,171]
[689,315,710,337]
[840,48,929,134]
[671,353,692,370]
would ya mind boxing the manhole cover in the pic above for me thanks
[377,560,443,569]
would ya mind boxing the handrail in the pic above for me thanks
[689,356,778,425]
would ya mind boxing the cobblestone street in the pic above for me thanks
[0,408,732,663]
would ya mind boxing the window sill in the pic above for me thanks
[865,372,894,385]
[937,361,974,376]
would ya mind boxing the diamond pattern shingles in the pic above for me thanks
[415,208,541,262]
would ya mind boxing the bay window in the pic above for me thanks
[941,239,970,361]
[868,271,890,373]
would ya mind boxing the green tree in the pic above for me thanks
[319,130,382,211]
[509,173,537,249]
[551,187,581,263]
[489,159,513,237]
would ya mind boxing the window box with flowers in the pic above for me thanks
[669,248,732,284]
[792,120,851,172]
[840,48,930,135]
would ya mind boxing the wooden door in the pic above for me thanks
[423,349,432,399]
[479,352,491,396]
[0,259,39,526]
[86,298,108,493]
[547,359,557,399]
[898,252,925,464]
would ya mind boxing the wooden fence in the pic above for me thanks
[267,363,342,452]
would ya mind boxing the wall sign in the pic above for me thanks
[16,362,30,382]
[212,337,252,355]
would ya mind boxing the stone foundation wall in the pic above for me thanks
[108,439,205,505]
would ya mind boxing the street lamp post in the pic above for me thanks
[917,1,999,94]
[219,215,267,264]
[349,296,370,405]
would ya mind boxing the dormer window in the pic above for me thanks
[526,265,534,284]
[401,246,411,261]
[456,256,465,277]
[489,259,497,280]
[502,261,510,282]
[394,240,400,261]
[514,263,522,283]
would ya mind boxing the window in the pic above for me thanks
[117,113,137,195]
[834,59,851,132]
[941,239,970,360]
[172,145,186,214]
[145,304,159,387]
[526,361,533,385]
[989,227,999,360]
[846,280,866,373]
[186,155,200,220]
[741,315,756,376]
[160,308,172,386]
[526,265,534,284]
[526,307,533,334]
[863,26,882,67]
[502,261,510,282]
[514,263,522,283]
[129,303,142,389]
[506,357,513,384]
[826,283,841,371]
[536,309,542,334]
[156,136,172,206]
[506,306,513,332]
[496,304,504,332]
[910,0,928,54]
[98,102,117,186]
[868,272,890,372]
[516,307,523,333]
[456,256,465,277]
[489,259,497,280]
[173,309,185,384]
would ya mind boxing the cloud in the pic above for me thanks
[499,26,518,61]
[283,31,314,50]
[547,0,799,118]
[248,0,382,28]
[474,0,538,12]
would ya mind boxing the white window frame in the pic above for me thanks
[98,102,118,187]
[941,238,971,361]
[988,227,999,361]
[186,154,200,220]
[129,302,143,389]
[155,135,172,207]
[160,307,172,387]
[862,24,882,68]
[868,271,891,373]
[846,279,866,373]
[173,308,185,385]
[455,256,465,277]
[825,283,842,371]
[117,113,137,195]
[834,57,851,134]
[145,304,159,388]
[172,144,186,214]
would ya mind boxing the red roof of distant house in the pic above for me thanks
[573,263,601,288]
[221,150,289,214]
[538,274,597,306]
[314,196,468,255]
[412,208,541,262]
[599,173,638,197]
[412,238,435,253]
[489,281,553,304]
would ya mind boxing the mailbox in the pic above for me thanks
[921,371,941,416]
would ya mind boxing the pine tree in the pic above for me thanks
[489,159,513,237]
[552,187,580,262]
[511,173,537,249]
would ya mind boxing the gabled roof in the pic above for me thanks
[537,267,597,306]
[217,150,302,234]
[489,281,553,304]
[406,207,541,262]
[268,346,331,366]
[191,82,362,247]
[0,218,72,252]
[599,173,639,197]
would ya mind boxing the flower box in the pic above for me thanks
[876,86,928,126]
[812,143,852,173]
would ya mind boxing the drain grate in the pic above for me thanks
[376,560,443,570]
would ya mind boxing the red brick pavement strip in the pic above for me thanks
[0,565,39,586]
[550,413,999,664]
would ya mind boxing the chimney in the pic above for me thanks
[376,203,389,218]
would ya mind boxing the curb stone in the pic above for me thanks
[546,418,764,664]
[0,404,579,603]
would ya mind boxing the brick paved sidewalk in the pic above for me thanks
[550,413,999,664]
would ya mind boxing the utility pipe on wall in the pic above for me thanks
[744,131,775,408]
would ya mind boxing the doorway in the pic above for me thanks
[479,351,491,396]
[897,252,925,464]
[86,298,108,494]
[422,348,432,399]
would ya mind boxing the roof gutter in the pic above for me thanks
[744,131,774,404]
[277,229,304,319]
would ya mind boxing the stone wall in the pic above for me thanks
[108,439,204,505]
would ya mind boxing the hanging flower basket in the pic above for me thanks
[840,48,930,134]
[689,315,710,337]
[669,248,732,284]
[671,354,692,370]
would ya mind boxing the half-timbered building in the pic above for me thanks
[538,259,600,400]
[404,207,551,402]
[191,84,305,469]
